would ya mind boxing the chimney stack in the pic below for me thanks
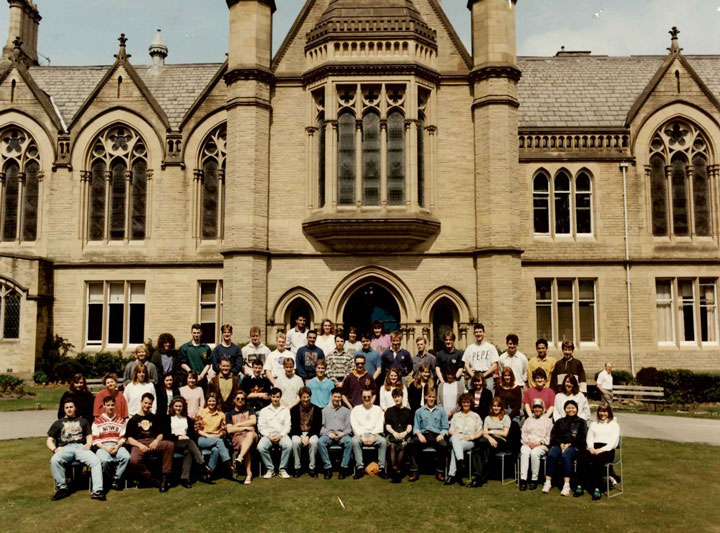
[2,0,41,66]
[148,28,168,73]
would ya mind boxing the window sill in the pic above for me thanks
[302,210,440,252]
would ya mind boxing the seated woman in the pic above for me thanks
[155,372,180,419]
[123,364,156,416]
[518,398,553,491]
[470,397,511,488]
[543,399,587,496]
[446,393,482,486]
[495,367,523,423]
[553,375,590,422]
[379,368,408,411]
[179,371,205,419]
[384,387,414,483]
[407,364,434,413]
[437,367,464,420]
[57,373,95,423]
[168,397,211,488]
[196,393,234,478]
[226,390,258,484]
[469,374,493,421]
[93,372,128,419]
[577,401,620,500]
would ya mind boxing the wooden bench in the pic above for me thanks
[613,385,666,410]
[86,378,103,391]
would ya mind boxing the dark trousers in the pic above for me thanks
[473,436,508,477]
[410,432,448,473]
[174,439,204,480]
[580,445,615,491]
[546,445,579,478]
[130,438,174,480]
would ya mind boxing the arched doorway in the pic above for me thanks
[431,297,458,353]
[285,297,314,332]
[342,283,401,336]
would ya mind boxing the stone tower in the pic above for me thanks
[468,0,524,335]
[223,0,275,336]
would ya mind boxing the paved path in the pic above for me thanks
[617,412,720,446]
[1,410,719,445]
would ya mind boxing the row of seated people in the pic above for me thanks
[47,365,619,502]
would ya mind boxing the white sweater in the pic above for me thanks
[351,404,384,436]
[258,404,291,437]
[124,382,156,416]
[553,392,591,422]
[379,385,409,411]
[586,419,620,453]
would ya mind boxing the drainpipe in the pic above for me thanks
[620,162,636,376]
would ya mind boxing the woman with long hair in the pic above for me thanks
[57,373,94,422]
[437,366,465,419]
[151,332,180,380]
[179,370,205,418]
[315,318,336,357]
[446,393,483,486]
[168,396,212,487]
[123,363,156,416]
[379,367,408,411]
[196,393,234,478]
[408,363,434,412]
[553,374,590,422]
[469,373,493,421]
[577,401,620,500]
[155,372,180,419]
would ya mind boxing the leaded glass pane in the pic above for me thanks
[202,159,219,239]
[554,172,571,234]
[22,160,38,241]
[533,173,550,234]
[387,111,405,205]
[362,112,381,206]
[89,161,106,240]
[650,155,668,236]
[2,163,19,241]
[3,289,20,339]
[692,155,711,236]
[671,157,689,236]
[131,159,146,240]
[337,111,356,205]
[109,162,126,240]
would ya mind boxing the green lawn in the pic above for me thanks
[0,386,65,412]
[1,437,719,531]
[613,404,720,420]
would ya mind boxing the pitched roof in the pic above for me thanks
[28,63,222,129]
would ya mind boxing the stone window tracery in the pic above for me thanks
[0,127,41,242]
[195,124,226,241]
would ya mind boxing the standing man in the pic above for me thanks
[359,332,382,382]
[47,399,105,501]
[341,353,378,408]
[275,358,304,409]
[92,396,130,492]
[499,334,528,388]
[285,314,308,354]
[210,325,244,377]
[257,388,292,479]
[242,326,272,376]
[596,362,614,404]
[462,323,500,393]
[381,331,413,379]
[436,331,464,383]
[290,387,322,477]
[412,336,436,378]
[242,359,272,413]
[409,389,449,482]
[264,332,289,384]
[350,390,387,479]
[317,388,354,479]
[179,324,211,386]
[527,338,556,389]
[295,329,325,382]
[125,393,174,492]
[306,360,335,408]
[550,340,587,393]
[207,357,241,412]
[326,334,353,386]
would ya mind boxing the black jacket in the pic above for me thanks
[57,390,95,423]
[150,350,182,379]
[550,415,587,449]
[165,415,199,442]
[470,387,493,421]
[290,403,322,437]
[154,383,180,421]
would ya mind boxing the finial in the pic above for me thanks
[11,36,23,62]
[668,26,681,54]
[12,36,22,51]
[115,33,130,60]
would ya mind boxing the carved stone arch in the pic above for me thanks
[327,266,417,329]
[420,286,472,351]
[182,109,227,172]
[271,286,323,332]
[0,110,55,164]
[0,275,29,295]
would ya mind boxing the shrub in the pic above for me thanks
[634,367,720,404]
[611,370,634,385]
[636,367,661,386]
[0,374,25,394]
[37,335,75,383]
[32,371,48,385]
[93,351,128,377]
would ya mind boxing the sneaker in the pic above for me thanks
[263,470,275,479]
[90,491,106,501]
[528,480,538,491]
[573,485,584,498]
[542,480,552,493]
[609,476,619,487]
[592,488,602,501]
[561,484,571,497]
[51,488,70,501]
[279,470,291,479]
[519,480,527,491]
[110,480,123,492]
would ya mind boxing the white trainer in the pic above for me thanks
[561,484,571,497]
[542,480,552,493]
[263,470,275,479]
[279,470,290,479]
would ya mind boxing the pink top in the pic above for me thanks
[371,334,391,355]
[522,386,555,413]
[93,389,129,419]
[180,385,205,418]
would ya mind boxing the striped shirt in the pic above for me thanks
[91,413,126,446]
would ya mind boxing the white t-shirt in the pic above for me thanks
[344,340,363,357]
[285,328,308,354]
[264,349,290,379]
[499,351,528,386]
[596,369,613,391]
[275,374,304,407]
[316,335,336,358]
[170,415,189,438]
[463,341,500,372]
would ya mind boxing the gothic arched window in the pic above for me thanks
[648,119,713,237]
[533,171,550,234]
[362,111,381,206]
[197,124,226,240]
[0,281,20,339]
[1,127,41,242]
[337,110,356,206]
[387,110,405,205]
[86,125,148,241]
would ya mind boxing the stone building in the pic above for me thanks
[1,0,719,379]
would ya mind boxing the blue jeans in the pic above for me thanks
[257,435,292,472]
[351,435,387,469]
[317,434,353,470]
[448,436,474,476]
[198,437,230,471]
[546,445,579,478]
[95,447,131,481]
[50,443,103,492]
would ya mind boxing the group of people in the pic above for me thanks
[47,317,619,503]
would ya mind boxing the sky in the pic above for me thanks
[1,0,719,66]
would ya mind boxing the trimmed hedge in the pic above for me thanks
[636,367,720,404]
